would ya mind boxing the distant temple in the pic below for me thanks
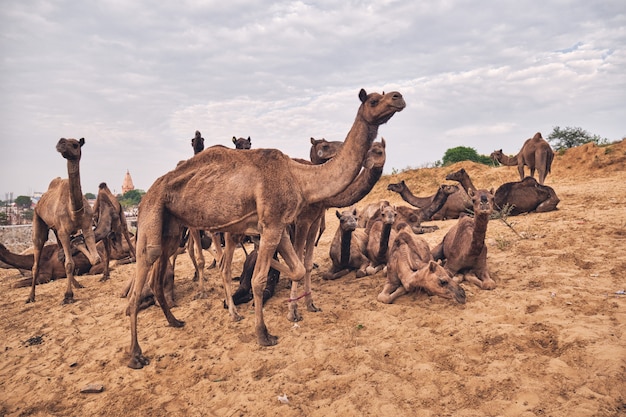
[122,170,135,195]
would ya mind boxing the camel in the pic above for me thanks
[191,131,205,154]
[364,201,396,274]
[377,222,466,304]
[92,182,136,281]
[232,136,252,149]
[446,168,560,216]
[431,188,496,290]
[323,209,371,280]
[229,247,280,306]
[126,89,405,368]
[387,180,470,220]
[309,137,343,164]
[494,176,560,215]
[490,132,555,184]
[28,138,101,304]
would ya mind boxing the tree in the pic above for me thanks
[442,146,492,166]
[119,189,145,208]
[547,126,608,151]
[14,195,32,209]
[84,192,96,200]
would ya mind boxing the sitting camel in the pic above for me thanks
[446,167,559,216]
[125,89,405,368]
[28,138,101,304]
[232,136,252,149]
[378,222,466,304]
[494,176,560,215]
[323,209,371,280]
[364,201,397,274]
[431,188,496,290]
[387,180,469,220]
[490,132,554,184]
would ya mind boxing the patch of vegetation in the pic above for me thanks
[442,146,492,166]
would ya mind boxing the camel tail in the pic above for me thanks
[546,149,554,174]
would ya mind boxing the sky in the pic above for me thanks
[1,0,624,199]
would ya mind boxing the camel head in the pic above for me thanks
[191,131,205,155]
[309,137,342,164]
[232,136,252,150]
[445,168,467,183]
[419,260,466,304]
[379,201,396,225]
[387,180,407,193]
[468,188,495,216]
[357,89,405,126]
[336,208,358,232]
[490,149,504,165]
[56,138,84,161]
[363,138,386,170]
[532,132,543,140]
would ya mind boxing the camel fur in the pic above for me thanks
[323,209,371,280]
[126,89,405,368]
[431,188,496,290]
[28,138,101,304]
[378,222,466,304]
[490,132,555,184]
[494,176,560,215]
[387,180,469,220]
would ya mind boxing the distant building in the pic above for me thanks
[122,170,135,195]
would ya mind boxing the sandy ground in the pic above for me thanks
[1,141,625,417]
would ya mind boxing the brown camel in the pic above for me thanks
[309,137,343,164]
[286,139,387,320]
[387,180,469,220]
[377,222,466,304]
[92,182,136,281]
[232,136,252,149]
[364,201,397,274]
[323,209,371,280]
[126,89,405,368]
[446,167,559,215]
[431,188,496,290]
[494,176,560,215]
[28,138,101,304]
[490,132,555,184]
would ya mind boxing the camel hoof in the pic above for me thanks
[25,298,35,304]
[287,311,303,322]
[128,354,150,369]
[168,319,185,328]
[99,276,110,282]
[322,274,337,281]
[307,303,321,313]
[231,313,244,322]
[62,296,75,305]
[74,281,85,289]
[258,333,278,347]
[481,280,497,290]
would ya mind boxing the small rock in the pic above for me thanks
[80,384,104,394]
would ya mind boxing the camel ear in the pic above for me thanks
[232,136,237,144]
[468,189,475,197]
[352,207,357,216]
[429,261,438,272]
[489,188,494,195]
[359,89,368,103]
[336,210,341,219]
[79,138,85,146]
[247,136,251,142]
[381,137,386,148]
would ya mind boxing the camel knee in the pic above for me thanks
[145,245,162,264]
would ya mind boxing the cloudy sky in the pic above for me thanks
[1,1,624,199]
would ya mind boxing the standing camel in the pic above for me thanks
[490,132,554,184]
[28,138,101,304]
[126,89,405,368]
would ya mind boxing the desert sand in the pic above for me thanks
[1,140,625,417]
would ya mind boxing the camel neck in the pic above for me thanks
[340,230,353,266]
[376,223,392,261]
[468,213,489,257]
[295,115,379,204]
[323,166,383,208]
[67,160,84,213]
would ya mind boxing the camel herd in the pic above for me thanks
[1,88,563,370]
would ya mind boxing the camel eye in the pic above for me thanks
[370,99,379,106]
[438,279,448,286]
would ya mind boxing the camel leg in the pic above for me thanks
[220,233,243,321]
[100,238,111,282]
[56,233,79,304]
[301,217,321,313]
[377,282,406,304]
[517,164,525,181]
[27,215,48,303]
[189,229,209,299]
[288,217,321,322]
